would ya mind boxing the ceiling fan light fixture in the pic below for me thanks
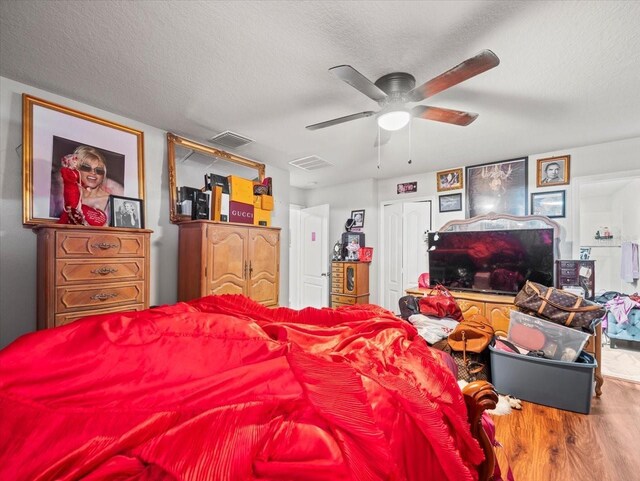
[377,110,411,131]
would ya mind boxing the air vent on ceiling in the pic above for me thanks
[289,155,333,171]
[208,131,254,149]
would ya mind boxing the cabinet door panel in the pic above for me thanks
[456,299,484,320]
[485,302,516,337]
[248,229,279,306]
[207,226,247,296]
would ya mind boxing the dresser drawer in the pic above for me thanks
[560,276,579,285]
[560,268,577,276]
[56,232,146,258]
[54,303,146,327]
[56,282,145,313]
[331,294,356,305]
[558,261,577,269]
[56,259,145,285]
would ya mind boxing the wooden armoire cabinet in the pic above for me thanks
[330,261,370,307]
[34,224,152,329]
[178,221,280,306]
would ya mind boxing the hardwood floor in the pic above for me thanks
[492,377,640,481]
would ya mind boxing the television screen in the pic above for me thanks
[427,228,554,295]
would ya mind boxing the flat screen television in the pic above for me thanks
[427,228,554,295]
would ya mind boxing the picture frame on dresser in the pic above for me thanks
[108,195,144,229]
[22,94,145,226]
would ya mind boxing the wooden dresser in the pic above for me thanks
[331,261,369,307]
[178,221,280,307]
[35,224,151,329]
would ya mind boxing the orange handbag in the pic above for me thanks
[448,314,494,371]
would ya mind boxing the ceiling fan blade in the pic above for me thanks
[306,111,376,131]
[409,50,500,102]
[374,128,393,147]
[329,65,388,102]
[412,105,478,126]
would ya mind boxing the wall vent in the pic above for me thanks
[208,131,254,149]
[289,155,333,171]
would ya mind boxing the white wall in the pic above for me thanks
[0,76,290,348]
[305,179,378,300]
[304,136,640,304]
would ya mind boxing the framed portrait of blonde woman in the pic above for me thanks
[22,94,145,225]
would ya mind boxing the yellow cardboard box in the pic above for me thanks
[253,194,274,211]
[253,207,271,227]
[228,176,254,204]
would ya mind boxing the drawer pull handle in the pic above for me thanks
[91,267,118,276]
[92,242,118,250]
[90,293,118,301]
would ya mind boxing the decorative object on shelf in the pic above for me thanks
[346,239,361,260]
[350,209,365,228]
[108,195,144,229]
[358,247,373,262]
[397,181,418,194]
[536,155,570,187]
[595,226,614,240]
[579,247,591,260]
[439,193,462,213]
[436,168,463,192]
[530,190,566,218]
[332,241,343,261]
[466,157,528,218]
[344,218,356,232]
[22,94,145,226]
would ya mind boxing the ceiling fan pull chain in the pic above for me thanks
[377,125,381,170]
[409,120,413,164]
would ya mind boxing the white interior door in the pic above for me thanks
[300,204,330,308]
[382,202,403,312]
[402,201,431,290]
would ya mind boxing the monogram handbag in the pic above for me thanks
[446,314,494,382]
[418,285,463,321]
[514,281,605,334]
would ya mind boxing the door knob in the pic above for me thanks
[321,272,328,277]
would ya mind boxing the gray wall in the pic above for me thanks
[0,76,290,348]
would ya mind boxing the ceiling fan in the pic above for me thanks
[306,50,499,139]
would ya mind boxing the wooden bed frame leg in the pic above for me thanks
[462,380,499,481]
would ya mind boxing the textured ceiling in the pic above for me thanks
[1,1,639,189]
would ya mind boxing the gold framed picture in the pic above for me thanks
[536,155,570,187]
[22,94,145,225]
[436,168,463,192]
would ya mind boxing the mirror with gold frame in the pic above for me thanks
[167,133,265,223]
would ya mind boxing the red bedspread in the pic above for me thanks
[0,295,484,481]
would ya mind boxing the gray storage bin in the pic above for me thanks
[489,343,596,414]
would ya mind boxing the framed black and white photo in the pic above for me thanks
[536,155,570,187]
[350,209,365,228]
[466,157,528,218]
[108,195,144,228]
[439,193,462,213]
[531,190,566,218]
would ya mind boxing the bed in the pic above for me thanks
[0,295,502,481]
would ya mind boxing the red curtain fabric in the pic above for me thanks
[0,295,485,481]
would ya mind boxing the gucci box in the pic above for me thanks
[229,201,254,224]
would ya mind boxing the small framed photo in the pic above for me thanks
[108,195,144,228]
[537,155,570,187]
[531,190,565,218]
[579,247,591,260]
[350,209,365,228]
[439,193,463,213]
[436,168,463,192]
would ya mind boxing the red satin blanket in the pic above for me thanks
[0,295,484,481]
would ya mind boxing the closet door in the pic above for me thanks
[247,228,280,306]
[206,225,248,296]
